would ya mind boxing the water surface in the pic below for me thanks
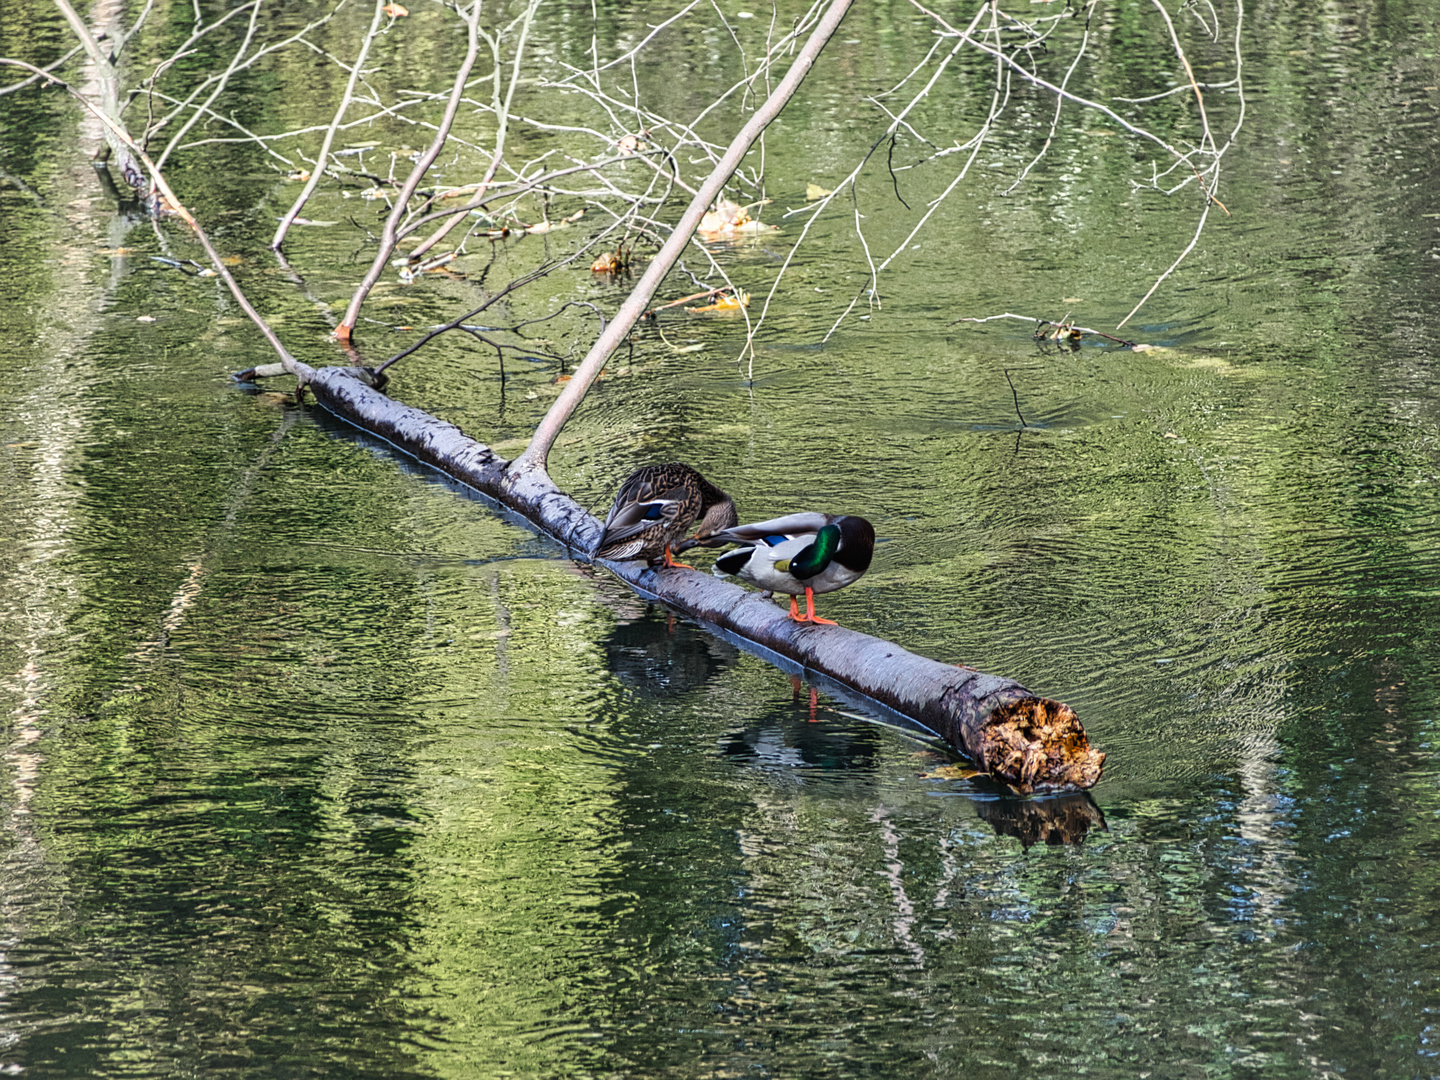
[2,1,1439,1077]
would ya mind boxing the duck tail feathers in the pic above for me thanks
[714,546,755,576]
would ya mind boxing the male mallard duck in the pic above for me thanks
[594,463,738,567]
[680,512,875,625]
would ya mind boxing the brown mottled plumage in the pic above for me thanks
[594,463,738,567]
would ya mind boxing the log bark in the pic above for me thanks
[295,364,1105,793]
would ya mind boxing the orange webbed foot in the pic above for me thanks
[790,588,838,625]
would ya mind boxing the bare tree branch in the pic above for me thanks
[334,0,484,342]
[508,0,857,478]
[406,0,543,261]
[273,0,389,249]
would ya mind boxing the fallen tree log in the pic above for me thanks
[287,362,1106,794]
[221,0,1100,794]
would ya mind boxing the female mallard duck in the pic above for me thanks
[680,512,875,625]
[594,463,739,567]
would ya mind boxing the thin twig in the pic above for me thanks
[1004,369,1027,429]
[0,44,84,96]
[642,287,732,318]
[154,0,264,171]
[273,0,388,249]
[335,0,483,341]
[1004,10,1092,195]
[953,312,1140,348]
[1116,200,1209,330]
[406,0,542,261]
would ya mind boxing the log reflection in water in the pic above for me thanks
[975,792,1108,849]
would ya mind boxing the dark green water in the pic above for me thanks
[2,1,1440,1076]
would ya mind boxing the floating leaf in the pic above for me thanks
[686,290,749,313]
[697,197,776,239]
[136,315,157,323]
[615,134,649,155]
[919,763,982,781]
[805,182,832,199]
[382,3,408,15]
[591,246,631,275]
[286,169,311,182]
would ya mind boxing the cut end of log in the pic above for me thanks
[977,698,1105,794]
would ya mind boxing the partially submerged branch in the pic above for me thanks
[955,312,1141,349]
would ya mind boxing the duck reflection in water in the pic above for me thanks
[603,605,739,699]
[718,701,883,779]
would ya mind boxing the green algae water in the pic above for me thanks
[2,1,1440,1076]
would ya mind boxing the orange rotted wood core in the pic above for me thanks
[977,698,1106,794]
